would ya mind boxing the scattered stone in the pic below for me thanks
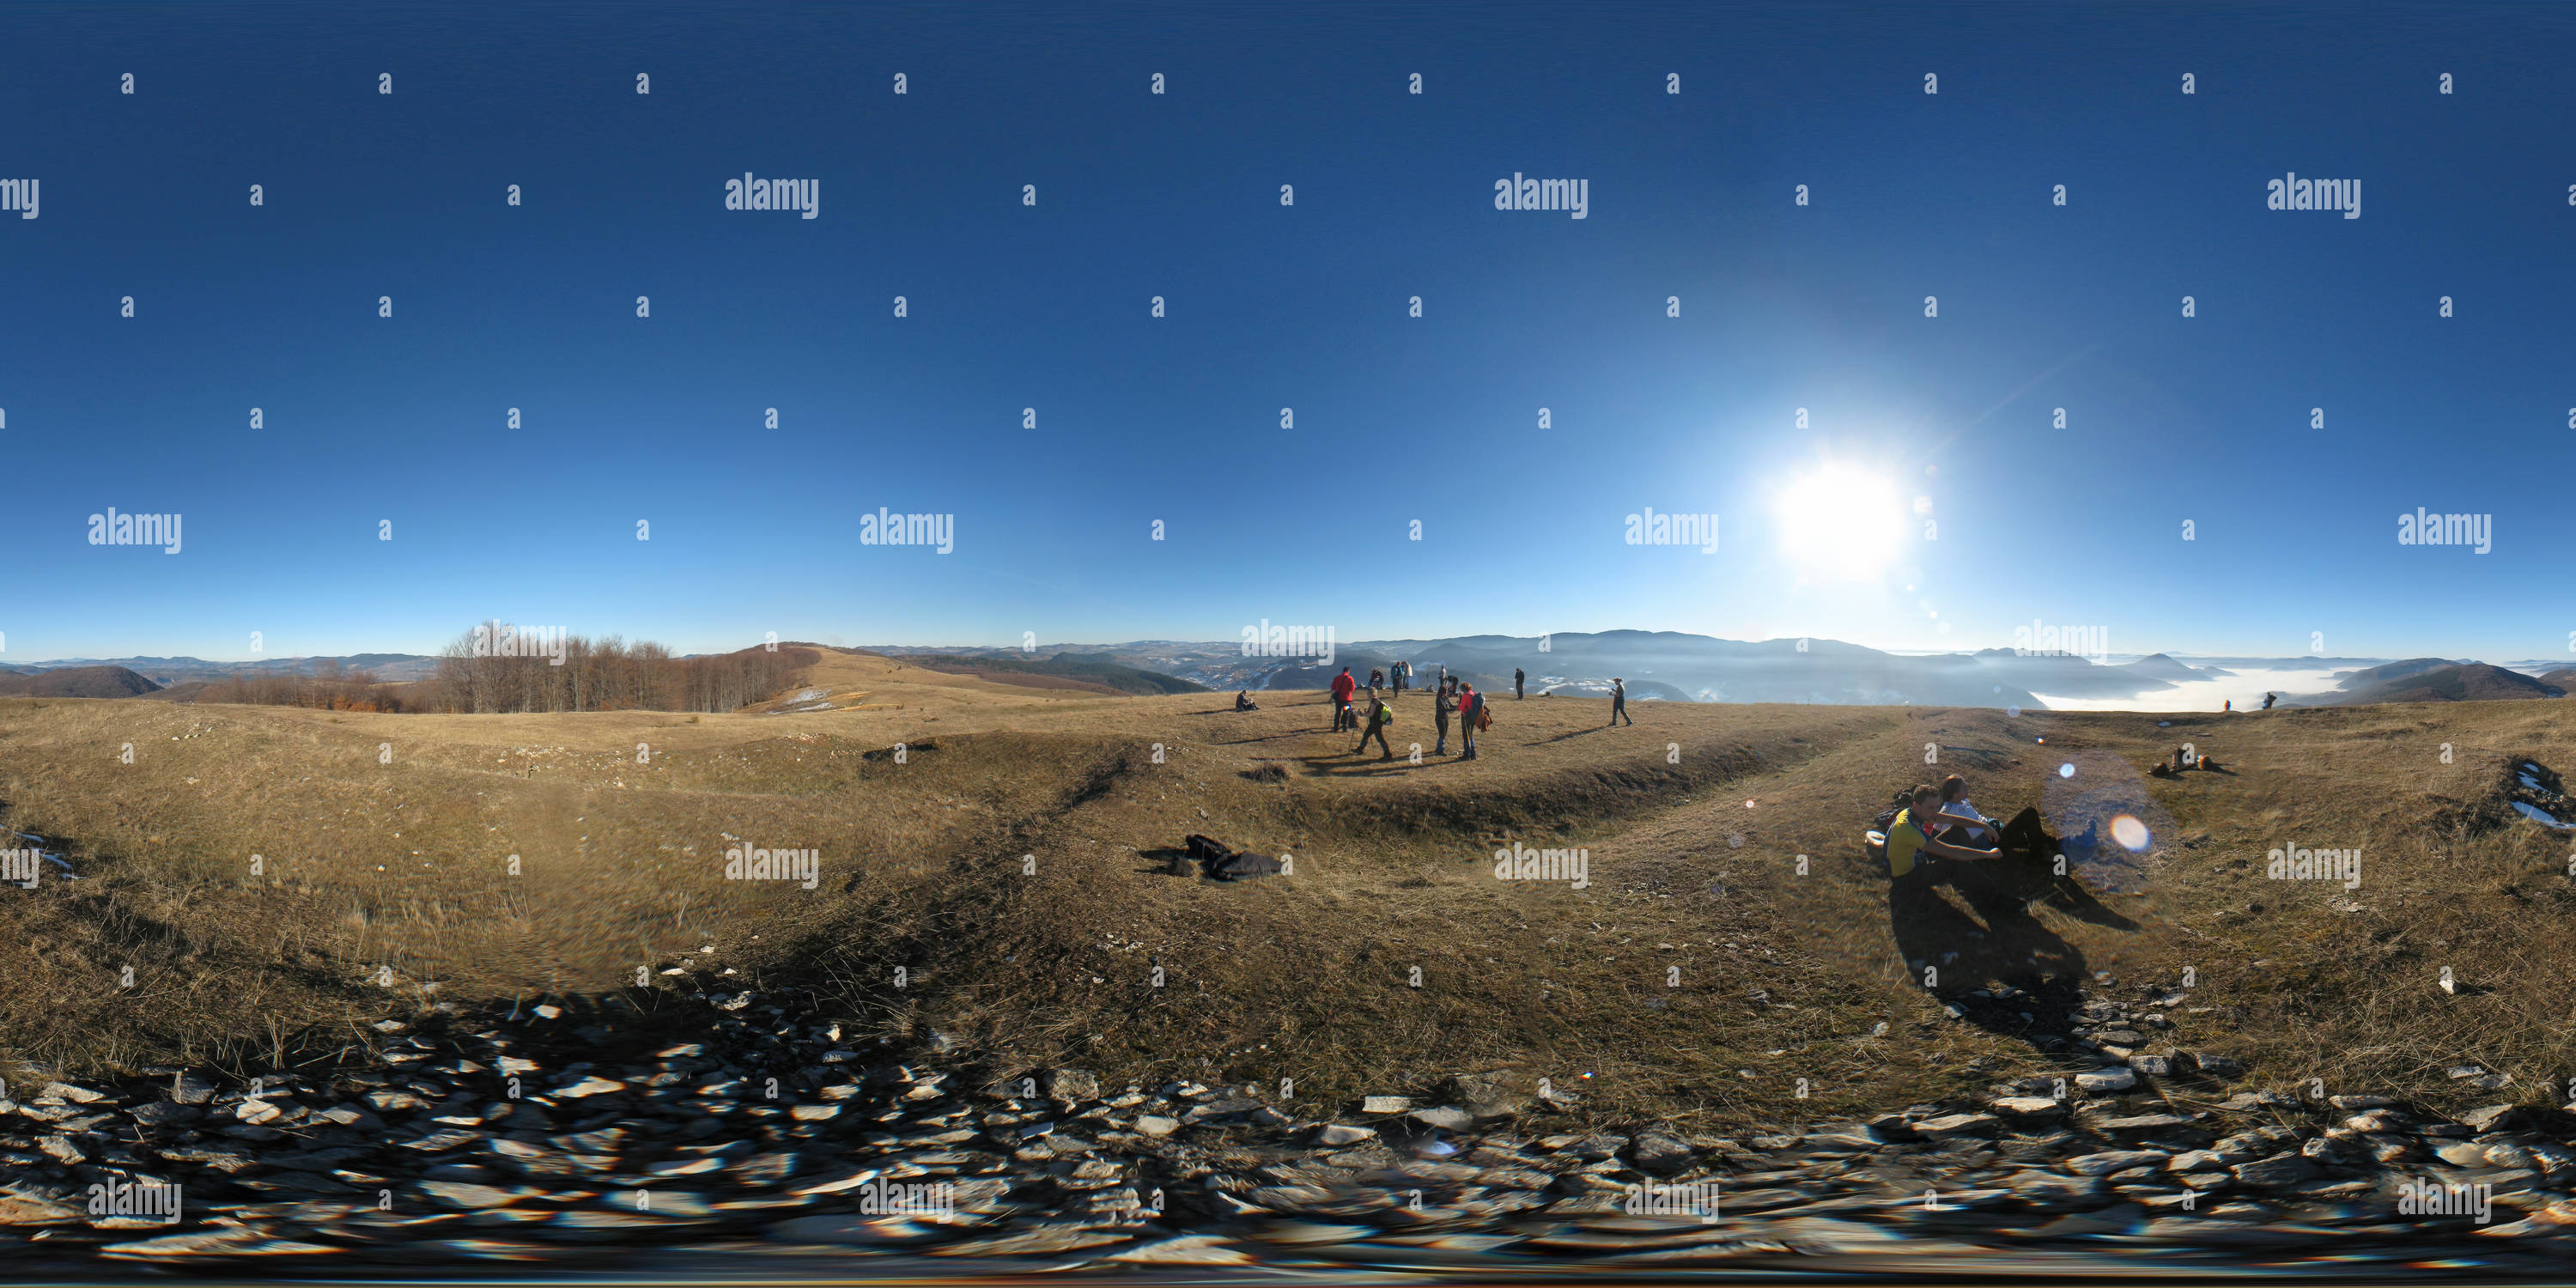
[1133,1115,1181,1139]
[2190,1053,2244,1078]
[1991,1097,2064,1118]
[2065,1150,2167,1176]
[1316,1124,1376,1146]
[1045,1070,1102,1103]
[1410,1105,1473,1131]
[2230,1154,2321,1188]
[1915,1113,1998,1139]
[1360,1096,1413,1115]
[2075,1068,2136,1094]
[1630,1132,1693,1173]
[2462,1105,2518,1132]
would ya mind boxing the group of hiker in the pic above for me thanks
[1226,662,1644,763]
[1326,665,1487,760]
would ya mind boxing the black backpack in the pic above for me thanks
[1868,789,1911,834]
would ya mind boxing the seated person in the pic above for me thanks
[1234,690,1258,712]
[1887,784,2002,882]
[1935,775,2000,845]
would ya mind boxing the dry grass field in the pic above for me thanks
[3,647,2572,1135]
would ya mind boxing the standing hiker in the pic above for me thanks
[1353,693,1395,760]
[1608,677,1633,726]
[1331,667,1358,732]
[1434,677,1455,755]
[1458,682,1484,759]
[2262,692,2276,710]
[1515,667,1525,700]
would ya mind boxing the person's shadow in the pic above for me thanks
[1886,827,2138,1046]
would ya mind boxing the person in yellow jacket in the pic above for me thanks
[1885,784,2001,882]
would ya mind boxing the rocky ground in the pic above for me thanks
[8,964,2576,1277]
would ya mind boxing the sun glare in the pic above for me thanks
[1775,464,1907,580]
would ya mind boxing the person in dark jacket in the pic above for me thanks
[1515,667,1525,699]
[1458,683,1484,759]
[1608,677,1633,726]
[1352,695,1395,760]
[1235,690,1258,712]
[1433,678,1455,755]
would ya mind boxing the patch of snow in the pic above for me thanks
[2509,801,2573,829]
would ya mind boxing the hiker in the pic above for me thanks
[2223,699,2232,713]
[2262,692,2276,710]
[1458,683,1485,759]
[1886,784,2002,883]
[1516,667,1525,699]
[1330,667,1358,732]
[1235,690,1258,712]
[1433,678,1455,755]
[1608,677,1633,726]
[1353,694,1395,760]
[1935,775,2000,845]
[1370,667,1385,691]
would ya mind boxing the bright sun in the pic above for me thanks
[1774,463,1907,580]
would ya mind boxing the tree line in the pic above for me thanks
[426,629,818,714]
[191,633,817,715]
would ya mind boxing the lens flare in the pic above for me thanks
[2111,815,2151,851]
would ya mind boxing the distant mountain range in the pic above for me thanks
[1,654,440,686]
[12,638,2567,713]
[2285,659,2567,707]
[867,633,2325,710]
[0,665,165,698]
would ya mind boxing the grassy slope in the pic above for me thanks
[2,647,2571,1134]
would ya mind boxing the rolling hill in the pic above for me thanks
[0,665,164,698]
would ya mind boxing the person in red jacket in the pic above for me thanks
[1329,667,1358,732]
[1457,683,1483,759]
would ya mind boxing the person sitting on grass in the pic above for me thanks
[1935,774,2000,846]
[1886,784,2002,883]
[1235,690,1258,712]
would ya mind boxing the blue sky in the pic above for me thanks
[3,1,2571,664]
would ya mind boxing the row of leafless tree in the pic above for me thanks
[196,661,416,712]
[189,635,817,714]
[422,630,818,714]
